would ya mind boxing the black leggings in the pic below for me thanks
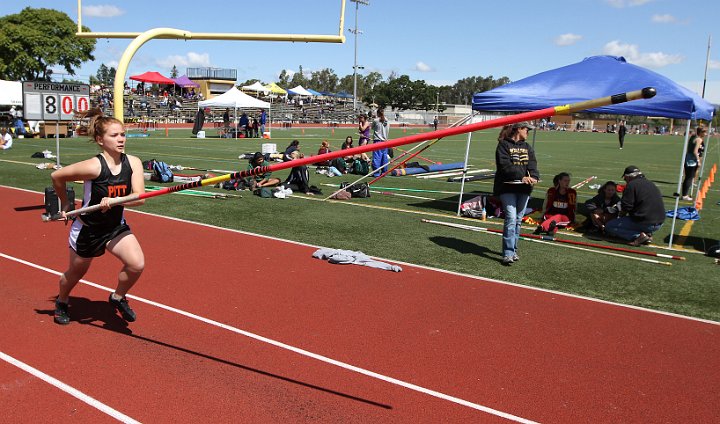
[682,165,698,196]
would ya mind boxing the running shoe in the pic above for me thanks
[109,294,136,322]
[54,300,70,325]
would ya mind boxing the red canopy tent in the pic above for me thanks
[129,71,175,84]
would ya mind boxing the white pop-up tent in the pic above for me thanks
[198,86,271,136]
[0,79,22,106]
[241,81,270,96]
[198,86,270,109]
[287,85,313,96]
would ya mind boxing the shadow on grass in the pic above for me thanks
[35,296,391,410]
[429,235,502,263]
[662,234,718,253]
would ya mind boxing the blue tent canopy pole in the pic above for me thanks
[668,121,693,246]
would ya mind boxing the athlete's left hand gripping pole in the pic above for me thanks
[42,87,656,221]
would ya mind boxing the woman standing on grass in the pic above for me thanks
[50,115,146,325]
[493,122,539,266]
[681,126,705,201]
[358,113,370,146]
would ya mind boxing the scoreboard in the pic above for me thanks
[22,81,90,121]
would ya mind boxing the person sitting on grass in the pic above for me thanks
[583,181,621,234]
[314,140,332,167]
[535,172,576,235]
[245,152,281,192]
[0,127,13,150]
[604,165,665,246]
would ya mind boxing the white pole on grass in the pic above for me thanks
[456,130,474,216]
[668,120,692,247]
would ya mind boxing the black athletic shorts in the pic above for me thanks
[69,220,132,258]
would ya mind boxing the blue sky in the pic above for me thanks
[3,0,720,103]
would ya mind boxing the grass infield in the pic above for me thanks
[2,126,718,321]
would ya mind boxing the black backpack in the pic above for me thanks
[340,182,370,198]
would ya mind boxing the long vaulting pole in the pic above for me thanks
[48,88,657,221]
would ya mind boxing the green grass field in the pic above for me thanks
[2,126,718,321]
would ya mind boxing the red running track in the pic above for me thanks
[0,185,718,423]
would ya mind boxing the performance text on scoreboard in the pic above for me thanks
[22,81,90,121]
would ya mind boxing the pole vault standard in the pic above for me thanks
[45,88,656,221]
[421,219,677,266]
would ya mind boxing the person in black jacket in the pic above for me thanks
[494,122,540,265]
[605,166,665,246]
[618,120,627,149]
[583,181,621,233]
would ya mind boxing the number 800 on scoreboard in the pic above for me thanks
[23,81,91,121]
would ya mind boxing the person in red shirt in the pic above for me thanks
[535,172,576,235]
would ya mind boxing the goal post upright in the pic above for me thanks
[75,0,347,121]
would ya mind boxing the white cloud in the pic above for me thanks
[415,61,433,72]
[602,40,683,68]
[156,52,211,69]
[82,5,125,18]
[651,14,676,23]
[709,59,720,70]
[605,0,653,8]
[554,33,583,46]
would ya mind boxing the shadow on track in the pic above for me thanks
[36,296,392,410]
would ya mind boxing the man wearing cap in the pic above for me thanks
[494,122,540,265]
[604,166,665,246]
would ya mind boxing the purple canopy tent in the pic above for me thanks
[172,75,200,88]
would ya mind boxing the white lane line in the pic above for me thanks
[0,252,538,424]
[0,351,141,424]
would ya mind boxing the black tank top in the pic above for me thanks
[81,154,133,229]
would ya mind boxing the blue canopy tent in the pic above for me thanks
[306,88,323,96]
[472,56,713,119]
[335,91,354,99]
[466,56,715,247]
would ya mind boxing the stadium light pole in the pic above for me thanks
[349,0,368,111]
